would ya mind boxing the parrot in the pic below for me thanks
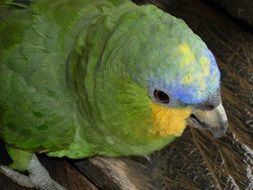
[0,0,228,189]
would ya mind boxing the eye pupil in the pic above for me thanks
[154,90,170,104]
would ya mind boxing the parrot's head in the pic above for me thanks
[86,4,228,155]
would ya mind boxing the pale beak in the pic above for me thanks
[187,103,228,138]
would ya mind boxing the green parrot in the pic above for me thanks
[0,0,228,189]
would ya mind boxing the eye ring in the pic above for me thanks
[154,90,170,104]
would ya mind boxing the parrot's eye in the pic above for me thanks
[154,90,170,104]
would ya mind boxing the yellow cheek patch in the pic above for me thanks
[149,103,192,137]
[178,43,195,66]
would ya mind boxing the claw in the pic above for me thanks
[0,154,67,190]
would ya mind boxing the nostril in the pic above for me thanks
[204,104,215,110]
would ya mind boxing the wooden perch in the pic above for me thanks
[0,156,98,190]
[75,156,157,190]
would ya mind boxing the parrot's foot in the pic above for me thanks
[0,165,34,188]
[0,154,67,190]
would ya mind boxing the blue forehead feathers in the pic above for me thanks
[150,45,220,105]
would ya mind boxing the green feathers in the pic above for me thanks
[0,0,221,161]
